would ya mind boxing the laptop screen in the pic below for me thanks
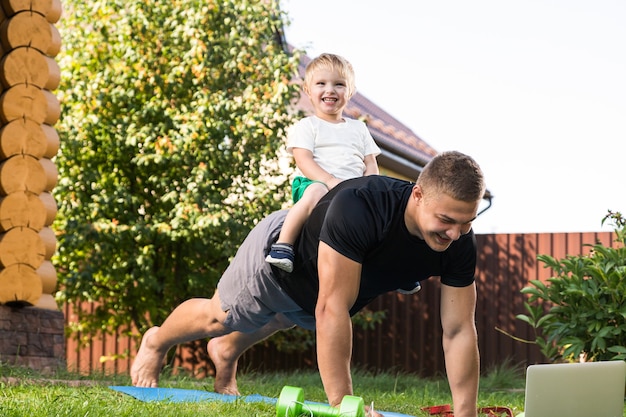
[522,361,626,417]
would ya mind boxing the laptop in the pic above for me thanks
[518,361,626,417]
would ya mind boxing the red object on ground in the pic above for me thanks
[422,404,514,416]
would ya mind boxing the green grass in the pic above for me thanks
[0,361,527,416]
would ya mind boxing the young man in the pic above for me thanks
[131,151,486,417]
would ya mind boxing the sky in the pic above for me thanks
[281,0,626,234]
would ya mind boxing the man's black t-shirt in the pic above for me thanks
[274,175,476,316]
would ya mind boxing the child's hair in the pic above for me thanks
[303,53,356,98]
[417,151,486,202]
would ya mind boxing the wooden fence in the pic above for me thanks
[64,231,618,378]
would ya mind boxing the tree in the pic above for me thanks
[54,0,302,345]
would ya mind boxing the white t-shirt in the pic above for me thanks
[286,116,381,180]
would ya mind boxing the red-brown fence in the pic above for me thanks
[64,231,619,378]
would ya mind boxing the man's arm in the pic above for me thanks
[315,241,360,407]
[440,282,479,417]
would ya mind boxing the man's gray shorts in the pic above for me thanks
[217,210,316,333]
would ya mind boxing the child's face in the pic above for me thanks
[304,67,351,122]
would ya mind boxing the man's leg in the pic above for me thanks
[208,313,296,395]
[131,291,230,387]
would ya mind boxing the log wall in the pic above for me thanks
[0,0,62,310]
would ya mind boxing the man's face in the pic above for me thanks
[406,186,479,252]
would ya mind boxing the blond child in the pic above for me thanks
[266,53,380,272]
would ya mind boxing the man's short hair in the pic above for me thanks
[417,151,485,202]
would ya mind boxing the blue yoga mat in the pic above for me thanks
[109,386,417,417]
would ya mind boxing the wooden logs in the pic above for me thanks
[0,2,61,309]
[0,154,51,194]
[0,227,46,268]
[0,84,61,124]
[1,47,61,89]
[0,11,62,56]
[0,191,56,231]
[0,263,42,305]
[1,0,63,23]
[0,119,59,159]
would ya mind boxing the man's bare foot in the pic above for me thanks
[131,327,165,387]
[207,336,240,395]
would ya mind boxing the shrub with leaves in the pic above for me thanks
[54,0,302,343]
[517,211,626,361]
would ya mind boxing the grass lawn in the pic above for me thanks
[0,361,529,416]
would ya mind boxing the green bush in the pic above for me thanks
[54,1,302,341]
[517,211,626,362]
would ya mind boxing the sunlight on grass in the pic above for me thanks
[0,360,534,416]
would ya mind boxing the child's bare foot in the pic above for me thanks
[207,336,240,395]
[131,327,164,387]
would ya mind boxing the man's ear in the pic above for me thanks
[412,184,424,203]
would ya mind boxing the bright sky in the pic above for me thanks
[281,0,626,234]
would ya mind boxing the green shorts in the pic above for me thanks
[291,176,327,203]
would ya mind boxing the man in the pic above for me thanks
[131,151,485,417]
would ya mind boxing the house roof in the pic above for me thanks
[347,93,438,180]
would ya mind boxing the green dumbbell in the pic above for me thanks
[276,386,365,417]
